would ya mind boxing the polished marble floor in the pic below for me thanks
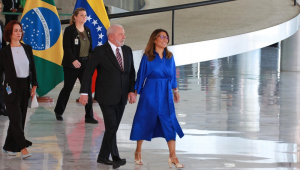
[1,46,300,169]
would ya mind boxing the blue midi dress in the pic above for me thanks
[130,51,184,142]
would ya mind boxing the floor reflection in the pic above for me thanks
[175,46,300,168]
[1,46,300,169]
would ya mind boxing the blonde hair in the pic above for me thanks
[70,7,86,25]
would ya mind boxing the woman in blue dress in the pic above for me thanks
[130,29,184,168]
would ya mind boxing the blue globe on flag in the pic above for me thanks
[21,7,61,51]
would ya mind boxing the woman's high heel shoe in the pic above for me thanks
[21,148,31,159]
[21,153,31,159]
[168,157,184,168]
[134,152,143,165]
[2,149,16,156]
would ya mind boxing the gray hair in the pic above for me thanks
[107,24,124,37]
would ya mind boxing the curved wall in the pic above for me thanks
[132,12,300,70]
[103,0,145,12]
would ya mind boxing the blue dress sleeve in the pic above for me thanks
[134,55,148,94]
[171,56,177,89]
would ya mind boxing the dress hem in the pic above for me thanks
[130,136,176,142]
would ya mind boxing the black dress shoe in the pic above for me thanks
[112,158,126,169]
[55,113,63,121]
[0,108,7,116]
[85,117,98,124]
[97,157,113,165]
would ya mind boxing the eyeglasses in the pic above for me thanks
[79,32,86,41]
[156,35,169,40]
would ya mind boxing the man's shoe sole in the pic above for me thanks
[97,160,113,165]
[113,164,120,169]
[85,119,98,124]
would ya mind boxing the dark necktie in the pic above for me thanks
[116,48,123,71]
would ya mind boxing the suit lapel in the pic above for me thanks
[121,46,129,72]
[105,42,122,72]
[6,45,18,78]
[21,44,31,63]
[22,44,32,71]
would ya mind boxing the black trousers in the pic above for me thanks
[3,77,32,152]
[98,102,125,160]
[0,73,5,110]
[5,14,18,26]
[54,58,93,118]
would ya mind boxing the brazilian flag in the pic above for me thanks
[20,0,63,96]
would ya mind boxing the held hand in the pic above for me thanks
[11,8,17,12]
[31,86,37,101]
[79,95,88,106]
[72,60,81,68]
[128,92,137,104]
[173,92,180,103]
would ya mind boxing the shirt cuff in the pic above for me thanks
[81,93,88,95]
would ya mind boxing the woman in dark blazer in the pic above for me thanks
[54,7,97,124]
[0,20,38,159]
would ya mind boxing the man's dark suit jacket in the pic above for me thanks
[0,43,38,103]
[3,0,20,12]
[80,42,135,105]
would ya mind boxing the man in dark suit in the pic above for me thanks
[79,24,136,169]
[0,2,7,116]
[2,0,19,26]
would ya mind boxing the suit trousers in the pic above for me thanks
[3,77,32,152]
[54,58,93,118]
[0,73,5,110]
[5,14,18,26]
[98,102,125,160]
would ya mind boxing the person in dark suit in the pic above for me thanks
[54,8,98,124]
[0,2,8,116]
[2,0,20,26]
[79,24,136,169]
[0,20,38,159]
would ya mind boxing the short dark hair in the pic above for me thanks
[4,20,24,42]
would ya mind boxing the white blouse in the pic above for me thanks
[11,46,29,78]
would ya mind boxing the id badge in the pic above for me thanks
[6,84,12,95]
[75,38,79,45]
